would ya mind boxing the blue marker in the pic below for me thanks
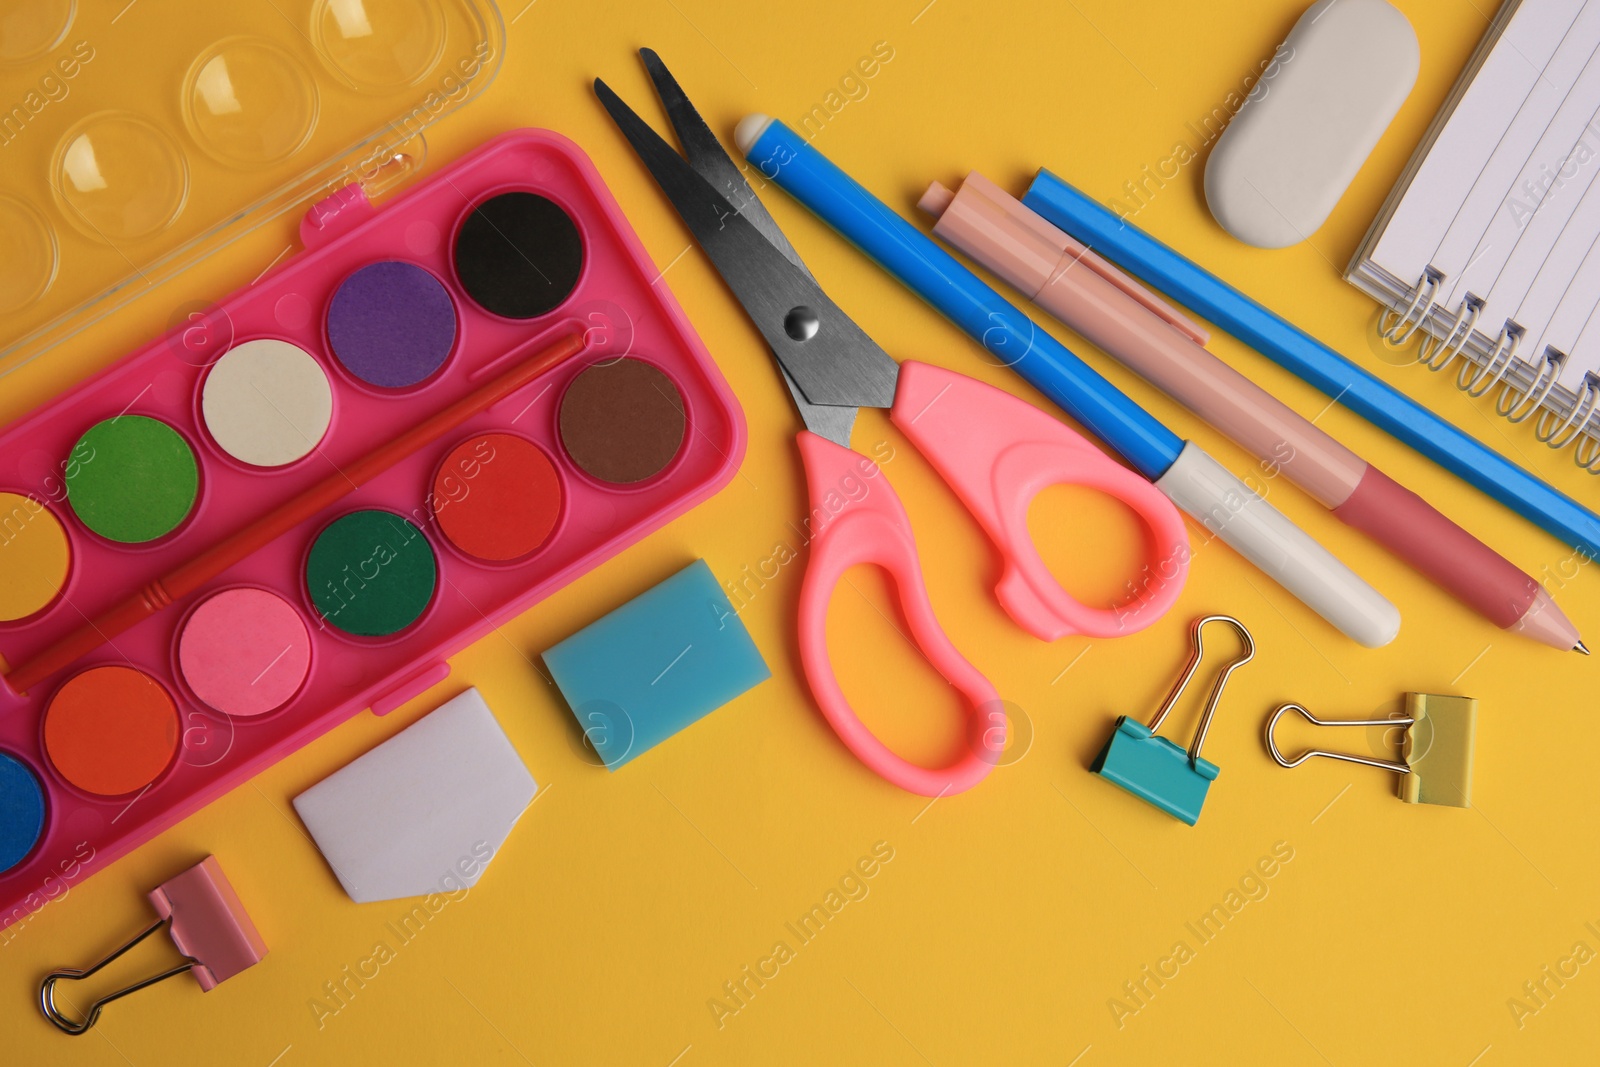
[736,115,1401,646]
[1021,168,1600,560]
[738,118,1179,479]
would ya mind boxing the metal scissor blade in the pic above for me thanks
[780,363,858,447]
[636,48,809,278]
[634,49,850,443]
[594,76,900,412]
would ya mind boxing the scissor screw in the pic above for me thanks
[784,306,820,341]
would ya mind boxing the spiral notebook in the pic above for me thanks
[1348,0,1600,464]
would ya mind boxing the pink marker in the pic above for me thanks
[921,172,1584,653]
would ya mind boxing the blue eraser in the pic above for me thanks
[543,560,770,769]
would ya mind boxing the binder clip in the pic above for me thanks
[1091,615,1255,825]
[39,856,267,1034]
[1266,693,1477,807]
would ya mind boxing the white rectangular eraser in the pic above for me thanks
[293,688,537,903]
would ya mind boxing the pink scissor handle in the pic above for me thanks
[796,431,1004,797]
[890,361,1188,640]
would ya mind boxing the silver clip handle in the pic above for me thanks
[39,917,195,1035]
[1147,614,1255,765]
[1265,703,1412,775]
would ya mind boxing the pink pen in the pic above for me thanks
[920,173,1584,653]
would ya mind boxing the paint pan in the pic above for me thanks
[0,753,46,873]
[453,191,584,319]
[43,665,180,796]
[65,416,199,543]
[433,433,561,562]
[327,261,457,389]
[178,587,312,717]
[0,493,70,621]
[305,510,438,637]
[558,359,686,484]
[201,338,333,467]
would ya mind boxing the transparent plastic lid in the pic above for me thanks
[0,0,504,376]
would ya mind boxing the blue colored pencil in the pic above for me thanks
[1022,168,1600,559]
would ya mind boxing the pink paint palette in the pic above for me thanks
[0,130,744,924]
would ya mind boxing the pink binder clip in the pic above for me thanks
[39,856,267,1034]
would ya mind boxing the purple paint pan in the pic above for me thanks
[326,260,458,389]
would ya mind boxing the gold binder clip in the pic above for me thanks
[1265,693,1477,808]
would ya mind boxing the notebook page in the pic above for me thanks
[1426,2,1600,304]
[1491,101,1600,375]
[1538,211,1600,386]
[1506,166,1600,375]
[1487,86,1600,335]
[1439,6,1600,332]
[1367,0,1583,282]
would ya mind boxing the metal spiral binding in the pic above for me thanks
[1575,427,1600,472]
[1417,293,1482,372]
[1380,268,1600,472]
[1496,347,1563,423]
[1536,370,1600,448]
[1460,320,1523,396]
[1378,266,1442,345]
[1564,371,1600,473]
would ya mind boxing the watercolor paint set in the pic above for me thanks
[0,127,745,924]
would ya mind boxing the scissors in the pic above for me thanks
[595,50,1189,796]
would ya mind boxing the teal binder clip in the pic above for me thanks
[1091,615,1255,825]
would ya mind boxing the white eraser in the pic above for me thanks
[294,688,536,903]
[1204,0,1418,248]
